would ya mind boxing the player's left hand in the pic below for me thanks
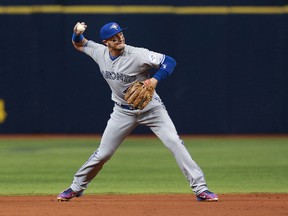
[124,80,155,110]
[144,78,158,89]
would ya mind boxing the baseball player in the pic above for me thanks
[57,21,218,202]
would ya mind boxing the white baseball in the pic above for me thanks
[77,24,85,32]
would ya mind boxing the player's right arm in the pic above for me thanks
[72,22,88,52]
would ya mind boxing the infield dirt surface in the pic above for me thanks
[1,194,287,216]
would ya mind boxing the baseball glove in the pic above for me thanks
[124,81,155,110]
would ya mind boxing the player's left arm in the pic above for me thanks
[145,55,177,88]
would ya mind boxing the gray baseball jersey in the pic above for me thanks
[83,41,163,106]
[69,41,209,195]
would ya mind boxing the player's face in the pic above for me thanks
[106,32,126,51]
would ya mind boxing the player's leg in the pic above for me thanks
[71,106,137,192]
[58,106,137,200]
[142,107,209,195]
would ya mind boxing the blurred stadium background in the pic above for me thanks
[0,1,287,135]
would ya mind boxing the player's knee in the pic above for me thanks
[163,136,185,151]
[94,148,114,162]
[164,134,182,144]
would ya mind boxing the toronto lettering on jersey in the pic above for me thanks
[101,70,137,83]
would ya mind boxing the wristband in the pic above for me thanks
[153,55,176,82]
[72,33,84,43]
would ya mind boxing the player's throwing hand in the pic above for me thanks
[74,22,87,35]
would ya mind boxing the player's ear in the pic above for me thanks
[102,40,108,46]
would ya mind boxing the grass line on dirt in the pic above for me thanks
[0,136,287,195]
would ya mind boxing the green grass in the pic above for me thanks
[0,136,287,195]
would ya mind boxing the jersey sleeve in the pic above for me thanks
[139,48,165,69]
[83,40,106,62]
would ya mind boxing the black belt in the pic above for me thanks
[115,102,139,110]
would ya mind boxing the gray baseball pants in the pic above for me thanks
[70,104,208,195]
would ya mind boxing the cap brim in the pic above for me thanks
[104,28,128,40]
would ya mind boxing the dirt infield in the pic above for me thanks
[0,194,287,216]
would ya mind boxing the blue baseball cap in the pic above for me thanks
[100,22,127,40]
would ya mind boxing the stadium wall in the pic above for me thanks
[0,2,287,134]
